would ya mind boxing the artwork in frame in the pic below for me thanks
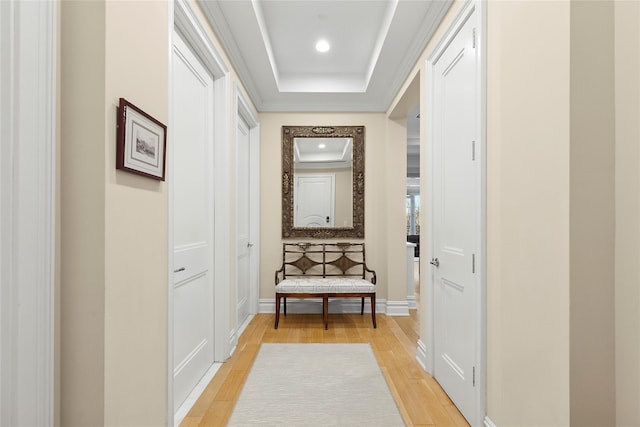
[116,98,167,180]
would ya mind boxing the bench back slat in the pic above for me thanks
[281,242,367,279]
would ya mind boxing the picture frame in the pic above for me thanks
[116,98,167,181]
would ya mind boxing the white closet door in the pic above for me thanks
[172,31,215,410]
[431,12,479,424]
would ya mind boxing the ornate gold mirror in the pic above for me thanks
[282,125,365,238]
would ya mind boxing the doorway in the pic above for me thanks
[407,103,421,312]
[235,86,260,339]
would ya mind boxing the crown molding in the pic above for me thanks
[198,0,264,110]
[258,100,387,113]
[380,0,453,112]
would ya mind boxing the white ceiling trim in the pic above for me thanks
[251,0,281,86]
[199,0,265,110]
[378,0,453,113]
[259,100,387,113]
[364,0,398,90]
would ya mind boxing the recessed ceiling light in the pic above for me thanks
[318,143,326,149]
[315,40,330,53]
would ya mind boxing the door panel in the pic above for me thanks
[172,31,215,410]
[432,14,477,423]
[236,117,251,329]
[295,174,335,227]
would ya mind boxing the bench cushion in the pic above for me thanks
[276,277,375,294]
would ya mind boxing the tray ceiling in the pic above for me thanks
[198,0,452,112]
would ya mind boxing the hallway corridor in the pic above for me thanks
[180,313,468,426]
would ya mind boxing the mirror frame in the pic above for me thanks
[282,125,365,239]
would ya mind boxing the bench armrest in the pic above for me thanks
[275,265,285,285]
[364,265,377,285]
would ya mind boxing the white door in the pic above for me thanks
[172,31,215,410]
[294,174,335,227]
[431,13,478,423]
[236,116,251,329]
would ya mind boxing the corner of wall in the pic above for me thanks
[569,1,616,425]
[614,1,640,426]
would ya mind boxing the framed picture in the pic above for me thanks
[116,98,167,181]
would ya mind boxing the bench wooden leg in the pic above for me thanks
[275,295,281,329]
[370,294,377,329]
[323,295,329,330]
[360,297,365,315]
[284,297,287,316]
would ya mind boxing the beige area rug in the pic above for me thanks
[227,343,405,426]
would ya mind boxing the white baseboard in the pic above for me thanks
[228,314,253,357]
[259,298,387,314]
[407,295,417,310]
[229,328,236,348]
[228,329,237,358]
[416,339,428,372]
[259,299,410,317]
[174,362,222,427]
[484,416,497,427]
[236,314,253,340]
[386,300,409,316]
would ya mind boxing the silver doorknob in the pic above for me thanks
[247,243,254,248]
[430,258,439,267]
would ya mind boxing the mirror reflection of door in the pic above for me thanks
[292,136,353,228]
[294,174,335,227]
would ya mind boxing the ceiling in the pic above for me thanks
[294,137,352,169]
[198,0,452,112]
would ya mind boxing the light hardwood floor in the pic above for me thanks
[180,309,468,427]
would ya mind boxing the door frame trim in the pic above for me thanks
[169,0,231,422]
[423,1,486,425]
[233,83,260,346]
[0,1,56,424]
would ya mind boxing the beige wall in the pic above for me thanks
[384,118,410,302]
[60,2,107,424]
[54,3,62,425]
[569,1,616,425]
[103,1,169,424]
[487,2,572,424]
[259,113,401,304]
[61,0,169,424]
[334,169,353,227]
[615,2,640,425]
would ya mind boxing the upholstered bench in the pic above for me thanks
[274,242,376,330]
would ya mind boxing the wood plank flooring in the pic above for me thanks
[180,311,469,427]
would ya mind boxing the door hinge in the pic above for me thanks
[472,28,476,49]
[472,140,476,161]
[473,366,476,386]
[472,253,476,273]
